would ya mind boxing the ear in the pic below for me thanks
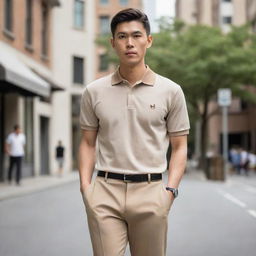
[146,35,153,49]
[110,37,115,48]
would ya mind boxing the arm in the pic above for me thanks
[78,129,98,194]
[5,142,10,155]
[167,135,188,199]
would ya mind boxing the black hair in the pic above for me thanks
[14,124,20,130]
[111,8,150,37]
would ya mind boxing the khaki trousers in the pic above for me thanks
[82,176,173,256]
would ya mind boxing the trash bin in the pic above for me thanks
[206,156,225,181]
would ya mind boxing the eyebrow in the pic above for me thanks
[116,31,143,36]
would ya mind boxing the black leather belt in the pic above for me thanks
[97,171,162,183]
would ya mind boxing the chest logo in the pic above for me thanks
[150,104,156,109]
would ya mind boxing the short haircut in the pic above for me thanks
[14,124,20,130]
[111,8,151,37]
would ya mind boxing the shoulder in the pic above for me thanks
[7,133,14,139]
[155,74,183,95]
[82,74,112,95]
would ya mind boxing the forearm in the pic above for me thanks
[78,141,96,188]
[167,144,187,188]
[5,143,10,155]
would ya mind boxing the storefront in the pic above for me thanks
[0,48,50,182]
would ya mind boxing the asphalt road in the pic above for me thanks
[0,171,256,256]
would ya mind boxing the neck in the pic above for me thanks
[119,61,147,86]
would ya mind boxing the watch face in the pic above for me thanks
[166,187,178,198]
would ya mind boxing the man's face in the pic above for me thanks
[111,21,152,67]
[15,128,21,134]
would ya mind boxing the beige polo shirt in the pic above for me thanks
[80,66,190,174]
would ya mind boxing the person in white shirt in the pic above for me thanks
[5,125,26,185]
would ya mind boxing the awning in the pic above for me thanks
[31,68,65,92]
[0,48,50,97]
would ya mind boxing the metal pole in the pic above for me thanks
[222,106,228,180]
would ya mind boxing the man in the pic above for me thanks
[55,140,65,177]
[5,125,26,185]
[79,8,190,256]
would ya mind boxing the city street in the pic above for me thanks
[0,170,256,256]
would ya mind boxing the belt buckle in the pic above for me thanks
[123,174,131,183]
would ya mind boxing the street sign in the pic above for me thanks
[218,89,232,107]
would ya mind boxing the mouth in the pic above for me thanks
[125,51,137,56]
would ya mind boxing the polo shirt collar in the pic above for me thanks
[111,65,156,86]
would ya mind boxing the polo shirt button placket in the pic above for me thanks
[127,88,134,109]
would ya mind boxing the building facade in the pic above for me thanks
[51,0,95,171]
[176,0,256,155]
[0,0,62,181]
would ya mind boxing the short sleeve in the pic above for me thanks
[6,134,11,144]
[166,86,190,136]
[80,88,99,130]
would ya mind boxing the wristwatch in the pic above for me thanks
[166,187,178,198]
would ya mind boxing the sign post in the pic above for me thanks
[218,89,232,181]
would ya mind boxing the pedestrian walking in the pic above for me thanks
[240,148,250,176]
[55,141,65,177]
[5,124,26,185]
[229,146,241,174]
[79,8,190,256]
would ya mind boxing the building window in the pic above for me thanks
[223,16,232,24]
[4,0,13,32]
[25,0,33,46]
[74,0,84,29]
[73,56,84,84]
[119,0,128,5]
[99,54,109,71]
[99,16,110,34]
[41,2,49,57]
[100,0,109,4]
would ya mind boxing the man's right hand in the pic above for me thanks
[80,182,91,194]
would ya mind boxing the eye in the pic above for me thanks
[134,34,142,38]
[118,35,126,39]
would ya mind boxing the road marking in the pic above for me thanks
[223,193,247,208]
[248,210,256,218]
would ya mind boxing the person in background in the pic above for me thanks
[5,125,26,186]
[240,148,250,176]
[229,146,241,174]
[248,150,256,173]
[55,141,65,177]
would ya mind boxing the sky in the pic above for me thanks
[143,0,176,32]
[156,0,175,18]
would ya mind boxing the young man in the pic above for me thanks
[5,124,26,186]
[79,8,190,256]
[55,140,65,177]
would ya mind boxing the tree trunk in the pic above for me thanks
[198,98,209,171]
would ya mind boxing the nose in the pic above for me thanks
[126,37,134,48]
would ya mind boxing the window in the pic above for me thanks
[26,0,33,46]
[74,0,84,29]
[223,16,232,24]
[73,56,84,84]
[99,16,110,34]
[41,2,49,56]
[100,0,109,4]
[4,0,13,32]
[99,54,109,71]
[119,0,128,5]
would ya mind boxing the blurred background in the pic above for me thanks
[0,0,256,255]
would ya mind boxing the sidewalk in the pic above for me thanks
[0,171,79,201]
